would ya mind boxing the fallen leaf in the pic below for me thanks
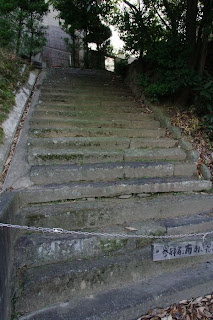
[125,227,138,231]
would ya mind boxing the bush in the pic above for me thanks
[114,58,128,78]
[0,48,29,143]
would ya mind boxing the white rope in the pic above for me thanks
[0,222,213,240]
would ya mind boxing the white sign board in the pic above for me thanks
[152,240,213,261]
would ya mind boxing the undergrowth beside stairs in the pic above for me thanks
[0,48,29,143]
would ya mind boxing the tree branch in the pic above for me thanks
[123,0,139,13]
[154,7,170,29]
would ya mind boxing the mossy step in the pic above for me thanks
[14,221,166,268]
[15,248,213,318]
[14,213,213,268]
[39,100,139,108]
[32,110,153,121]
[165,212,213,235]
[28,137,177,151]
[18,261,213,320]
[29,127,165,139]
[16,247,213,315]
[28,147,187,165]
[125,147,187,161]
[29,118,160,130]
[40,93,134,102]
[41,81,124,88]
[17,193,213,230]
[28,136,130,150]
[36,103,145,113]
[20,177,212,204]
[28,149,124,165]
[40,88,133,95]
[30,161,197,185]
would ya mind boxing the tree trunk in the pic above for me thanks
[84,28,89,68]
[199,33,208,75]
[16,13,24,55]
[29,13,34,62]
[193,0,213,74]
[71,29,76,67]
[186,0,198,67]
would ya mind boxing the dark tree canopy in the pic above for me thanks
[0,0,48,60]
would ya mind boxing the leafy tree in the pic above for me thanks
[87,22,112,52]
[18,0,48,61]
[101,0,213,137]
[51,0,112,67]
[0,0,17,48]
[0,0,48,61]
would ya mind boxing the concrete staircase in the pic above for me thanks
[12,68,213,319]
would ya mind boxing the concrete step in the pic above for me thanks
[17,193,213,231]
[20,178,212,204]
[165,213,213,235]
[28,136,130,150]
[35,103,144,113]
[14,221,166,268]
[40,88,133,96]
[29,127,166,139]
[30,161,196,184]
[28,149,124,165]
[124,148,187,161]
[29,118,161,130]
[41,80,124,88]
[14,249,213,318]
[18,261,213,320]
[40,93,135,102]
[32,110,153,121]
[28,148,187,165]
[38,100,139,108]
[14,212,213,268]
[27,137,177,151]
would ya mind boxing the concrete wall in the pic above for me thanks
[42,6,71,67]
[0,192,20,320]
[124,59,144,98]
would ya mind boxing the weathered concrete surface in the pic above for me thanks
[3,91,40,190]
[30,118,160,129]
[28,137,176,150]
[28,137,130,150]
[0,70,38,174]
[5,68,212,319]
[42,6,72,67]
[29,127,166,139]
[20,178,212,204]
[32,109,153,121]
[18,261,213,320]
[28,148,124,165]
[15,250,213,317]
[30,162,197,185]
[17,193,213,230]
[14,221,166,267]
[0,191,20,320]
[124,148,187,161]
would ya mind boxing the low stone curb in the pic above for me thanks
[142,97,212,181]
[0,70,39,174]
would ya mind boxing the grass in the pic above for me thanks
[0,48,29,143]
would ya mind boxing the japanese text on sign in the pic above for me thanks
[152,240,213,261]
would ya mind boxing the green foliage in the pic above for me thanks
[87,23,112,52]
[0,0,48,61]
[51,0,113,66]
[0,48,29,143]
[114,58,128,77]
[192,74,213,140]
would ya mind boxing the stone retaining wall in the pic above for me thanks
[0,192,20,320]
